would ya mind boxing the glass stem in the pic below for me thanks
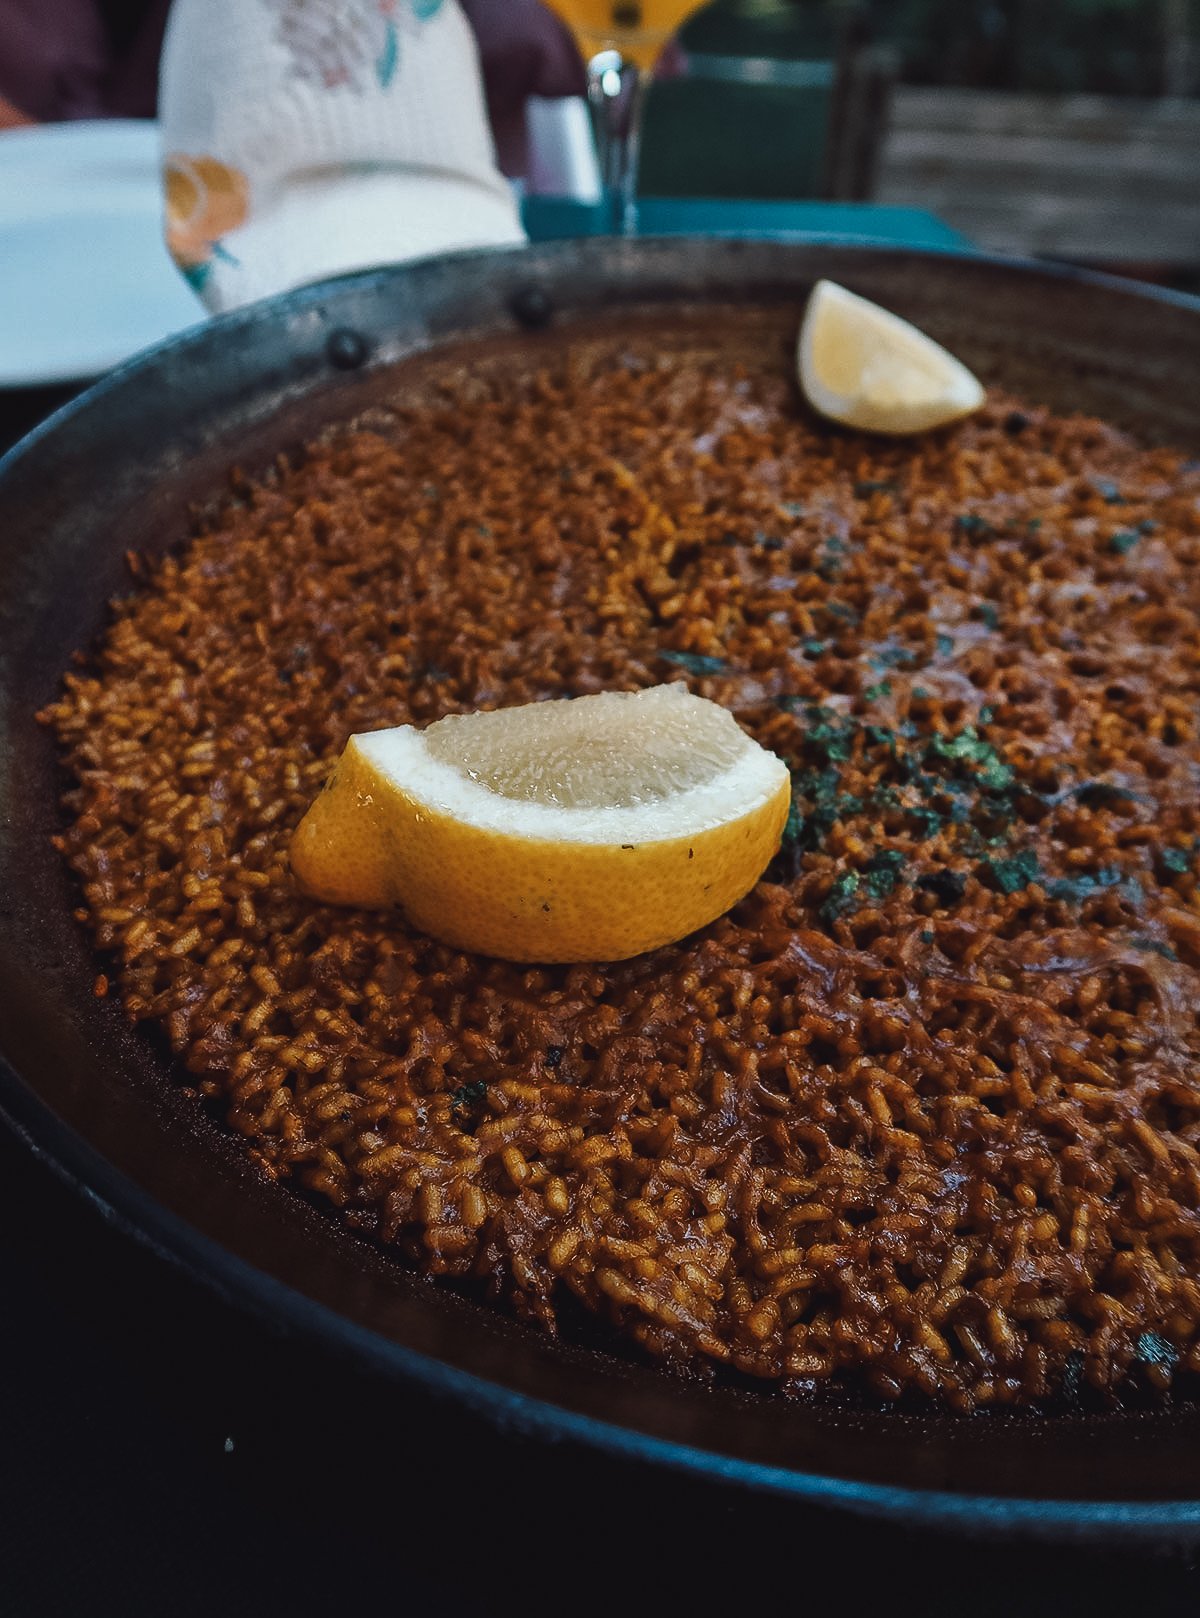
[585,51,647,237]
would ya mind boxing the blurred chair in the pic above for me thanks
[637,0,895,202]
[820,7,896,201]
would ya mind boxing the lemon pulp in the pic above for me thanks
[798,278,985,435]
[291,684,791,962]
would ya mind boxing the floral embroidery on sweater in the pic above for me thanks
[263,0,445,92]
[164,154,251,290]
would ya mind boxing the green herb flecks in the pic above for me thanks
[924,726,1000,770]
[905,805,946,841]
[955,513,994,541]
[868,643,918,674]
[1134,1331,1179,1374]
[1159,846,1192,876]
[862,850,906,902]
[978,764,1017,795]
[797,705,857,764]
[790,767,863,843]
[1109,529,1139,556]
[929,735,1015,823]
[779,798,805,853]
[659,650,727,676]
[766,792,808,881]
[450,1080,487,1121]
[820,871,860,927]
[776,705,1031,872]
[817,535,851,582]
[1043,866,1123,903]
[980,849,1041,895]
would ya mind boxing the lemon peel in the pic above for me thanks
[291,684,791,962]
[799,278,985,435]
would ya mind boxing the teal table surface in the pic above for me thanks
[521,196,969,252]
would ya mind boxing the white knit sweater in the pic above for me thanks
[160,0,524,312]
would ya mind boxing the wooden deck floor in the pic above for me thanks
[877,89,1200,263]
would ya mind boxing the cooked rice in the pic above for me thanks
[42,325,1200,1410]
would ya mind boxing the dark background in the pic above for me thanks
[6,1115,1200,1617]
[2,0,1199,1603]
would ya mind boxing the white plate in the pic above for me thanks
[0,121,206,387]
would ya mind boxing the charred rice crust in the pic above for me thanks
[43,335,1200,1411]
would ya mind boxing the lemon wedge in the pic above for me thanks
[798,278,985,435]
[290,684,790,962]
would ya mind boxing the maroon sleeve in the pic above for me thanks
[104,0,171,118]
[458,0,586,175]
[0,0,110,121]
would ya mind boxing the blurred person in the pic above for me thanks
[462,0,585,172]
[0,0,168,124]
[159,0,517,308]
[0,0,583,166]
[0,0,587,312]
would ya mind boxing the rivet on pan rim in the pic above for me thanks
[509,286,554,330]
[326,328,370,370]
